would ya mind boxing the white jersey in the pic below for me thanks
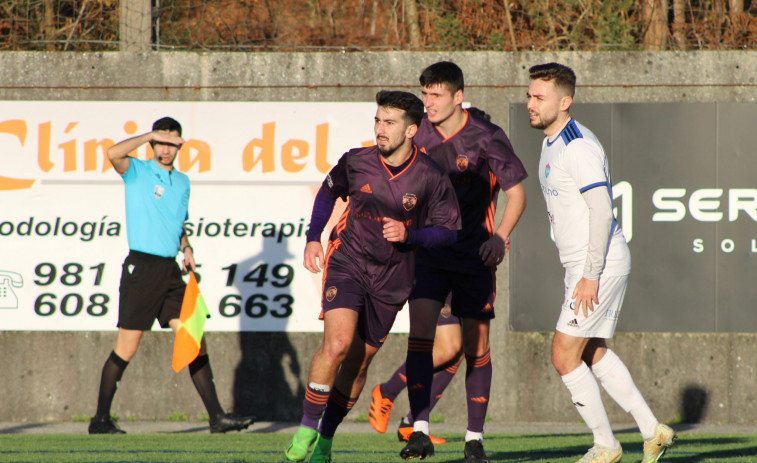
[538,119,630,276]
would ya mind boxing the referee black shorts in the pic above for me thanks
[117,250,186,331]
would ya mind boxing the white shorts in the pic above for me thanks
[555,271,629,339]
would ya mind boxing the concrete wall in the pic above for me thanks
[1,51,756,424]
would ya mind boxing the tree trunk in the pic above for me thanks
[405,0,421,47]
[712,0,725,46]
[672,0,686,49]
[502,0,517,51]
[370,0,378,36]
[42,0,56,51]
[641,0,668,50]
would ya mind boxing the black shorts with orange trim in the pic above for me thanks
[410,261,496,321]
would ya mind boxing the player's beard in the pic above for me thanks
[377,136,400,157]
[529,111,557,131]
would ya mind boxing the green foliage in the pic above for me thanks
[429,412,445,423]
[352,412,370,423]
[489,31,505,49]
[2,0,755,51]
[436,14,469,50]
[592,0,636,49]
[166,412,190,422]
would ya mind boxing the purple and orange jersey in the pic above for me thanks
[321,145,461,305]
[414,111,527,272]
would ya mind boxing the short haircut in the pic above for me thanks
[152,116,182,136]
[419,61,464,93]
[528,62,576,97]
[376,90,425,127]
[467,106,491,122]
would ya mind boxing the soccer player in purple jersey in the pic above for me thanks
[528,62,675,463]
[284,90,461,463]
[399,62,528,463]
[367,108,493,447]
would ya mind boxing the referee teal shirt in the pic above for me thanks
[121,158,190,258]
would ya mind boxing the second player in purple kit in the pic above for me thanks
[399,61,528,463]
[285,90,461,463]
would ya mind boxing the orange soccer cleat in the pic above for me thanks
[368,385,394,434]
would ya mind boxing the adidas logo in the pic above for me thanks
[568,318,579,328]
[360,183,373,194]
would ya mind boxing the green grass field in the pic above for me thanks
[1,430,756,463]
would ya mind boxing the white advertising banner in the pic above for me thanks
[0,101,411,332]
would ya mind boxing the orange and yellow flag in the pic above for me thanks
[172,272,210,373]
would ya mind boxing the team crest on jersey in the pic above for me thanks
[402,193,418,211]
[456,154,469,171]
[325,286,338,302]
[440,304,452,319]
[154,185,165,199]
[545,163,551,178]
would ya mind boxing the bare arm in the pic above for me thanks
[107,131,185,174]
[479,182,527,266]
[179,232,196,272]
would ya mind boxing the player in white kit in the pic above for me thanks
[527,62,676,463]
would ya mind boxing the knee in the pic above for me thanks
[436,344,462,365]
[462,338,489,358]
[321,336,351,362]
[114,345,138,362]
[551,349,579,376]
[409,323,436,340]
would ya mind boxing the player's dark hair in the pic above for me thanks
[376,90,424,127]
[528,62,576,97]
[419,61,464,93]
[152,116,183,136]
[467,107,491,122]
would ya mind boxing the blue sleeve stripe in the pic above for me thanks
[579,181,608,193]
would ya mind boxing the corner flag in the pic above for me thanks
[172,272,210,373]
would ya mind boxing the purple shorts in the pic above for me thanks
[322,260,401,349]
[410,262,496,321]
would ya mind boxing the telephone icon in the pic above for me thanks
[0,271,23,309]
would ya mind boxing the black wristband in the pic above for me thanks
[181,245,193,254]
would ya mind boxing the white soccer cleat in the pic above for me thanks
[642,423,676,463]
[576,443,623,463]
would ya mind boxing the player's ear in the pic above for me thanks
[405,123,418,138]
[559,95,573,112]
[454,89,464,106]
